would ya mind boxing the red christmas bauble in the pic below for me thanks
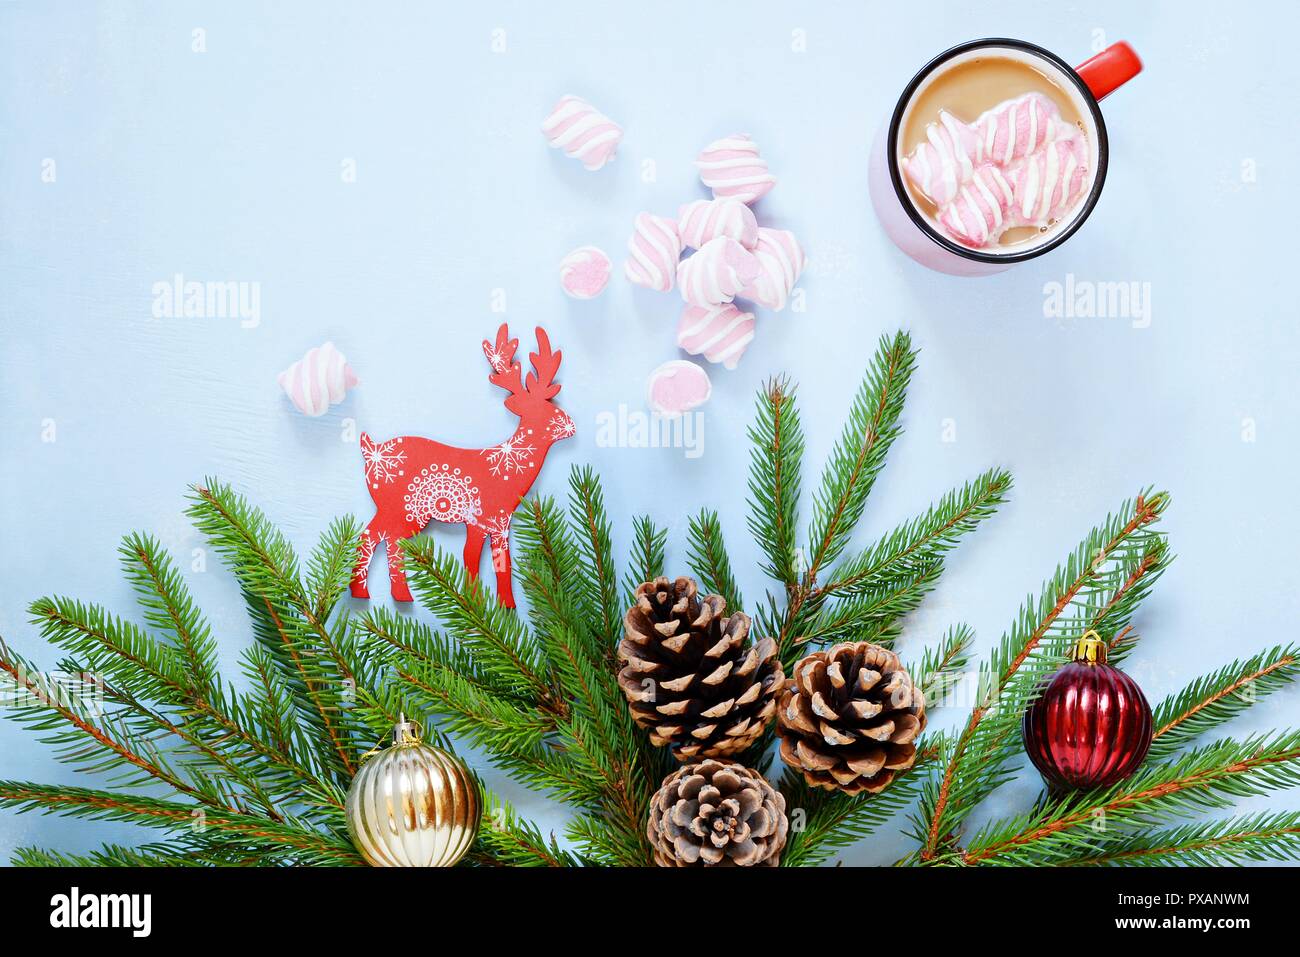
[1022,631,1152,791]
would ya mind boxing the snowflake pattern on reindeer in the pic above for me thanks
[351,325,575,606]
[362,436,408,487]
[483,430,537,477]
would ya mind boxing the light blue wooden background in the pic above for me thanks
[2,0,1297,865]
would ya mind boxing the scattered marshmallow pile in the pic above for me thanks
[540,102,806,416]
[901,92,1089,248]
[279,342,358,417]
[624,134,805,383]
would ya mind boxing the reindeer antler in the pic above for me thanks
[483,324,524,395]
[525,327,562,399]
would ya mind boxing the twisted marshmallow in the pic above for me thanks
[677,198,759,250]
[695,134,776,205]
[902,93,1064,206]
[739,228,805,312]
[677,303,756,370]
[278,342,358,417]
[900,111,984,205]
[542,95,623,171]
[1009,133,1089,226]
[935,163,1016,248]
[676,236,762,307]
[624,213,683,292]
[977,92,1063,167]
[936,133,1088,248]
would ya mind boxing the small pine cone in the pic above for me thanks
[648,760,788,867]
[618,576,783,761]
[776,641,926,795]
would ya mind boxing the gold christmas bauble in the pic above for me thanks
[345,716,480,867]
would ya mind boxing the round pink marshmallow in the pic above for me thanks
[559,245,612,299]
[647,360,712,417]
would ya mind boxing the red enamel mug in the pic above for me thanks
[868,38,1142,276]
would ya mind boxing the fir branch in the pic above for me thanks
[780,744,940,867]
[513,494,604,679]
[623,514,667,603]
[0,636,208,801]
[355,606,522,705]
[1088,539,1170,665]
[568,466,622,649]
[118,532,217,690]
[916,491,1168,859]
[1147,645,1299,759]
[474,791,584,867]
[961,731,1300,865]
[566,810,651,867]
[0,782,361,865]
[234,644,345,808]
[186,481,357,779]
[305,516,363,621]
[817,468,1012,599]
[687,509,743,612]
[768,334,916,659]
[747,375,805,587]
[11,841,207,868]
[516,484,658,859]
[401,535,553,703]
[1054,812,1300,867]
[793,559,941,649]
[911,624,975,708]
[805,331,915,582]
[29,596,191,708]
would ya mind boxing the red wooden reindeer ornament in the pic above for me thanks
[350,325,575,606]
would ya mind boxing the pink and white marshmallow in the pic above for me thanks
[1007,132,1089,228]
[677,303,756,370]
[677,198,759,250]
[677,236,762,307]
[900,111,984,206]
[647,360,713,417]
[739,228,805,312]
[695,134,777,205]
[279,342,358,417]
[624,213,683,293]
[976,92,1064,167]
[559,245,612,299]
[935,163,1016,248]
[542,95,623,171]
[936,132,1089,248]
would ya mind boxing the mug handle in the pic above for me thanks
[1076,41,1143,101]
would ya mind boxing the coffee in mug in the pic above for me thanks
[868,39,1142,276]
[900,55,1089,249]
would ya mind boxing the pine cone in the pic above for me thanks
[648,760,788,867]
[776,642,926,795]
[618,576,783,761]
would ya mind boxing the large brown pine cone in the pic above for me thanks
[618,576,783,761]
[648,760,788,867]
[776,641,926,795]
